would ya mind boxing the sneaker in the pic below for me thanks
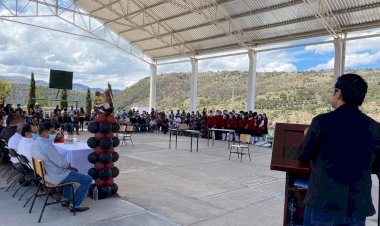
[70,206,90,212]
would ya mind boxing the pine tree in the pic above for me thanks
[85,88,92,117]
[107,82,113,98]
[28,72,36,107]
[60,89,68,109]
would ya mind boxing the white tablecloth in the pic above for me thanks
[54,142,93,175]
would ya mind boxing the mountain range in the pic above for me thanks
[0,76,121,93]
[112,69,380,126]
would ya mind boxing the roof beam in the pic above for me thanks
[129,0,304,44]
[127,0,195,57]
[142,2,380,52]
[89,0,121,13]
[152,19,380,60]
[119,0,237,35]
[303,0,342,38]
[101,0,169,25]
[180,0,251,50]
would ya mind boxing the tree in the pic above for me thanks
[85,88,92,117]
[0,79,12,104]
[107,81,113,98]
[28,72,36,107]
[60,89,68,109]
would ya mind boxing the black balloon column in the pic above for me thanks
[87,113,120,199]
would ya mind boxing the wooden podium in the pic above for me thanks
[270,123,310,226]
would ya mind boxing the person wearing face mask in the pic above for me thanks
[17,123,38,168]
[30,123,92,212]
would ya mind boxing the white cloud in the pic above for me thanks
[306,30,380,71]
[308,51,380,71]
[0,17,149,90]
[199,55,249,72]
[309,58,334,71]
[258,62,297,73]
[305,44,334,55]
[346,51,380,67]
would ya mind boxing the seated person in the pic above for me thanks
[30,123,92,212]
[63,112,74,134]
[17,123,38,168]
[71,113,80,135]
[8,123,25,164]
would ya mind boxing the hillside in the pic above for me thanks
[6,83,88,108]
[113,70,380,126]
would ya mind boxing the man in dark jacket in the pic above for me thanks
[298,73,380,225]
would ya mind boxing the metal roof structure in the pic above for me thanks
[1,0,380,111]
[72,0,380,62]
[1,0,380,64]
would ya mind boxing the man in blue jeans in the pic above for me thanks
[298,74,380,225]
[31,123,92,212]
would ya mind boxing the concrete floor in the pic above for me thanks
[0,131,378,225]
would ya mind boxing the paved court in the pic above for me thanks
[0,131,378,225]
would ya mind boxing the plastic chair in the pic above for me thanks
[229,134,252,162]
[6,148,25,192]
[29,158,76,223]
[117,125,134,147]
[0,139,12,174]
[124,125,134,147]
[13,154,36,199]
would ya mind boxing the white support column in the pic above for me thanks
[247,49,257,111]
[333,36,346,85]
[190,58,198,112]
[149,63,157,111]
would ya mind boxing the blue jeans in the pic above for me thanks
[303,206,366,226]
[61,171,92,208]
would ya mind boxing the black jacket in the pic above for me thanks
[298,104,380,217]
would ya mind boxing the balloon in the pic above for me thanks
[112,137,120,147]
[111,123,120,133]
[106,147,115,154]
[99,152,112,164]
[103,178,114,186]
[98,185,111,199]
[95,162,105,170]
[107,115,116,124]
[110,183,118,194]
[99,168,112,179]
[95,114,107,124]
[87,153,98,164]
[95,178,104,186]
[87,122,99,133]
[111,167,119,178]
[95,132,105,140]
[100,138,112,149]
[112,152,119,162]
[87,137,98,149]
[99,122,111,133]
[105,132,114,139]
[87,168,98,179]
[105,162,114,169]
[94,146,104,155]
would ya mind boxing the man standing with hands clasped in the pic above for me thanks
[298,73,380,226]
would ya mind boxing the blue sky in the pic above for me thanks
[1,9,380,89]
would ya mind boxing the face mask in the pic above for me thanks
[32,134,38,140]
[48,134,57,141]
